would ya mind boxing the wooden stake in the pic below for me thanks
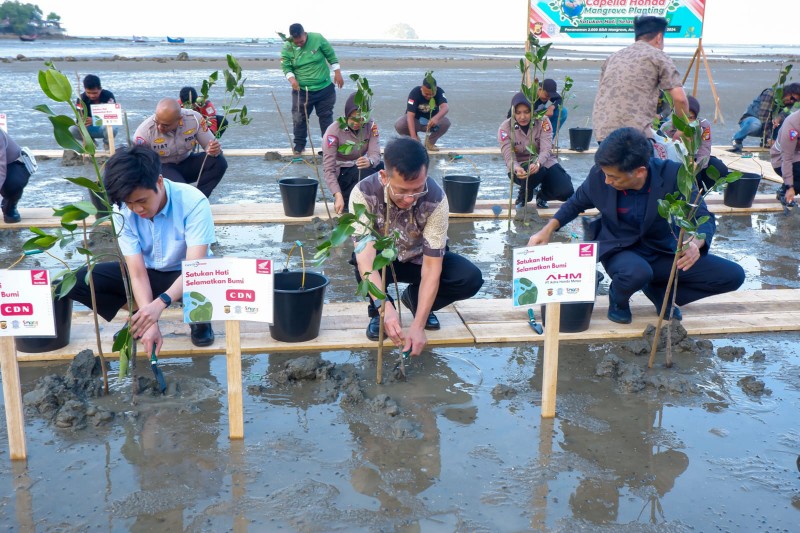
[530,417,554,529]
[700,44,725,125]
[540,302,560,418]
[106,125,115,155]
[1,336,27,461]
[692,39,702,97]
[225,321,244,439]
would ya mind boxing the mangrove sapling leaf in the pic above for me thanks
[380,248,397,262]
[32,104,56,116]
[696,215,710,226]
[372,254,393,271]
[46,114,85,153]
[38,68,72,102]
[365,280,386,300]
[338,140,356,155]
[56,271,77,299]
[65,177,102,191]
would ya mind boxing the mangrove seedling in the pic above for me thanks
[27,61,141,392]
[314,202,402,383]
[647,105,741,368]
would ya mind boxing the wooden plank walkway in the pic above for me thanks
[455,289,800,344]
[30,145,771,159]
[537,193,783,218]
[0,192,784,231]
[15,303,472,362]
[13,289,800,362]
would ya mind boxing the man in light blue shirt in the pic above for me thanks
[68,146,216,353]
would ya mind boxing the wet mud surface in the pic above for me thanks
[3,331,800,531]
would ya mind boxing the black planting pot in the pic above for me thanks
[279,177,318,217]
[443,175,481,214]
[723,172,761,208]
[14,295,73,353]
[269,271,330,342]
[540,301,594,333]
[569,127,593,152]
[540,271,601,333]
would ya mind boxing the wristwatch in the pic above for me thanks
[158,293,172,307]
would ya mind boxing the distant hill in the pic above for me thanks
[384,23,418,40]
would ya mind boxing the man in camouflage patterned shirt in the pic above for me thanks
[592,16,688,143]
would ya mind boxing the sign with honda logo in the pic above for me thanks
[182,257,274,323]
[512,243,597,306]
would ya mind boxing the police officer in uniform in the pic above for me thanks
[134,98,228,198]
[499,92,574,208]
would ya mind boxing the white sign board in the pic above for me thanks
[90,103,123,126]
[182,257,274,324]
[0,113,7,133]
[0,269,56,336]
[512,243,597,306]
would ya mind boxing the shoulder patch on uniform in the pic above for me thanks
[407,98,415,106]
[183,129,195,136]
[542,120,551,132]
[499,130,508,141]
[371,123,379,137]
[200,120,209,132]
[136,136,147,145]
[327,135,337,147]
[790,129,799,141]
[702,127,711,141]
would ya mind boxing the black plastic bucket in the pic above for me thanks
[569,127,593,152]
[723,172,761,208]
[14,296,73,353]
[539,270,601,333]
[279,177,318,217]
[442,175,481,213]
[540,301,594,333]
[269,271,330,342]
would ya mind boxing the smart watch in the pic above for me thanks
[158,293,172,307]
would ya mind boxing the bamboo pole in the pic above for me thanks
[692,39,702,97]
[1,335,27,460]
[225,320,244,439]
[540,302,561,418]
[700,44,725,124]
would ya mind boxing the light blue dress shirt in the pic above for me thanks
[117,179,215,271]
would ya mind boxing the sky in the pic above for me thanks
[30,0,795,45]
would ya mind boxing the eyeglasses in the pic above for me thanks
[387,182,428,201]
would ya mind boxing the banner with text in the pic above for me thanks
[182,257,274,324]
[0,269,56,337]
[512,243,597,306]
[529,0,705,40]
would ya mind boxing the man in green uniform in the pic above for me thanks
[281,23,344,155]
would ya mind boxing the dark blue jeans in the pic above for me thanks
[291,83,336,152]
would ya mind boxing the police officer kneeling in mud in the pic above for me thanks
[134,98,227,199]
[349,137,483,355]
[528,127,745,324]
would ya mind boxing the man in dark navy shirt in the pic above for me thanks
[528,127,744,324]
[69,74,119,150]
[394,77,450,151]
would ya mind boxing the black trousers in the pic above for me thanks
[351,251,484,318]
[67,262,181,322]
[162,152,228,198]
[697,156,729,192]
[602,245,745,310]
[512,162,575,205]
[291,83,336,152]
[1,161,31,202]
[338,162,384,212]
[774,161,800,182]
